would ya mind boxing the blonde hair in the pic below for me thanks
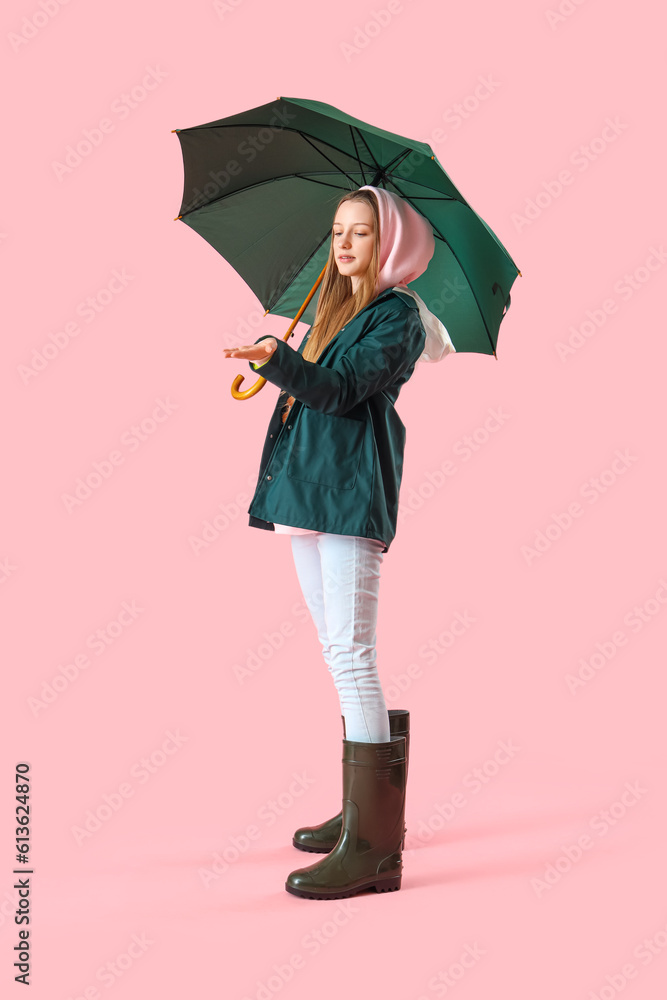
[278,188,381,421]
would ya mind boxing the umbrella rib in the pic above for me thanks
[350,133,416,185]
[290,129,390,174]
[189,121,384,180]
[353,128,384,184]
[180,173,460,220]
[266,229,332,314]
[348,126,367,184]
[182,121,473,205]
[179,121,511,353]
[378,148,414,177]
[298,133,367,187]
[183,121,443,197]
[179,172,372,218]
[287,175,362,191]
[410,194,469,203]
[386,178,497,353]
[350,127,413,184]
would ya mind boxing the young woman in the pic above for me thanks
[223,186,454,899]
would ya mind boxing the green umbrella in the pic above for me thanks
[173,95,521,369]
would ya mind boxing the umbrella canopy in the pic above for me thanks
[174,96,521,355]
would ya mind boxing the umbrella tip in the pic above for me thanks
[171,128,180,132]
[518,270,522,277]
[174,215,182,220]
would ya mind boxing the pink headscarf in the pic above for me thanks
[357,185,435,295]
[355,185,455,363]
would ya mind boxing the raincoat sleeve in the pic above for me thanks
[246,306,425,417]
[250,338,276,369]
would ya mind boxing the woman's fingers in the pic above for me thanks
[222,340,276,359]
[222,345,258,357]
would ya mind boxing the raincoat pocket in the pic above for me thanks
[286,409,366,490]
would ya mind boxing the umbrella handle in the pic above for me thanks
[231,265,327,400]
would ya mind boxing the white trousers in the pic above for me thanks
[289,532,391,744]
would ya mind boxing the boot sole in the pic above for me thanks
[292,839,332,853]
[285,875,401,900]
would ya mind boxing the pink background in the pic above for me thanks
[3,1,666,997]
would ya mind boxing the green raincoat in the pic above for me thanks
[246,288,426,553]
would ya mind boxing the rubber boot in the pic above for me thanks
[292,708,410,853]
[285,734,407,899]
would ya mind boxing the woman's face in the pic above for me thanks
[332,200,375,292]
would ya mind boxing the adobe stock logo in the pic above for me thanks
[520,449,638,566]
[585,916,667,1000]
[416,943,486,999]
[511,118,629,232]
[198,772,316,887]
[179,107,297,214]
[18,269,134,384]
[404,740,520,851]
[555,246,667,361]
[0,558,17,585]
[51,67,168,180]
[239,901,359,1000]
[61,398,179,513]
[530,780,648,897]
[63,932,155,998]
[565,578,667,694]
[8,0,71,53]
[340,1,408,63]
[384,610,476,704]
[189,473,257,554]
[70,731,189,846]
[398,407,510,523]
[27,600,144,716]
[212,0,246,14]
[545,0,590,30]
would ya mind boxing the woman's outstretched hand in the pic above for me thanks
[222,337,277,362]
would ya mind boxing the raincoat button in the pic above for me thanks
[266,475,272,480]
[287,424,292,430]
[269,433,273,438]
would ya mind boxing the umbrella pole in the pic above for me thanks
[231,264,327,400]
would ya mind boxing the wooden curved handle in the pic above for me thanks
[231,371,268,399]
[230,264,327,400]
